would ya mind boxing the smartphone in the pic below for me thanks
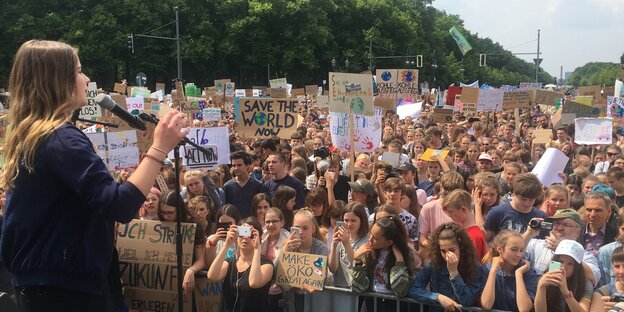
[549,261,561,272]
[237,226,252,238]
[335,221,345,229]
[290,226,301,239]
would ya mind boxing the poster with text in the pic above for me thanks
[237,98,300,138]
[329,72,374,116]
[329,110,382,152]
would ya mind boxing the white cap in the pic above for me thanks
[554,239,584,264]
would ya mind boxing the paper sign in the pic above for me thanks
[202,107,221,122]
[503,90,532,109]
[532,89,564,106]
[432,109,454,123]
[117,220,196,312]
[329,72,374,116]
[79,82,101,119]
[477,88,504,112]
[107,130,140,170]
[575,118,613,145]
[531,148,569,186]
[269,78,287,89]
[420,148,449,162]
[329,111,382,153]
[114,83,127,95]
[275,251,327,291]
[237,98,300,138]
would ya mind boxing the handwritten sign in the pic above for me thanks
[79,82,101,118]
[575,118,613,145]
[237,98,300,138]
[503,90,532,109]
[477,88,504,112]
[329,72,374,116]
[117,220,196,312]
[329,111,382,153]
[275,251,327,291]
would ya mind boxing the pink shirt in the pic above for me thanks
[418,198,452,237]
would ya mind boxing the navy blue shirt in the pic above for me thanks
[264,175,307,208]
[223,177,265,218]
[1,124,145,294]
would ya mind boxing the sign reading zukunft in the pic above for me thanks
[80,82,101,118]
[237,97,300,138]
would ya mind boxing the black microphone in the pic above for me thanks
[95,94,147,130]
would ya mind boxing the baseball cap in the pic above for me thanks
[554,239,585,264]
[478,153,492,162]
[348,179,375,197]
[397,163,417,173]
[547,209,582,227]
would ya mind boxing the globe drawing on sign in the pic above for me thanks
[351,97,365,114]
[381,71,392,82]
[254,112,268,125]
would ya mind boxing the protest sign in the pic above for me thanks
[477,89,504,112]
[396,69,419,100]
[329,111,382,153]
[114,82,127,94]
[562,101,603,117]
[202,107,222,122]
[532,89,564,106]
[575,118,613,145]
[329,72,374,116]
[237,98,300,138]
[275,251,327,291]
[461,87,479,113]
[117,220,196,312]
[531,148,568,186]
[194,277,222,312]
[79,82,101,119]
[608,96,624,118]
[432,109,454,123]
[446,86,461,106]
[269,78,288,89]
[502,90,532,109]
[125,97,144,115]
[107,130,140,170]
[181,127,230,169]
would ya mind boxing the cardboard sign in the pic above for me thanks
[275,251,327,291]
[329,111,382,153]
[503,90,532,109]
[329,72,374,116]
[461,87,479,113]
[237,98,300,138]
[117,220,196,312]
[575,117,613,145]
[532,89,564,106]
[269,88,287,98]
[79,82,101,119]
[269,78,288,89]
[432,109,454,123]
[114,83,127,95]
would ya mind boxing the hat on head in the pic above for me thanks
[348,178,375,197]
[478,153,492,162]
[554,239,585,264]
[547,209,582,227]
[397,162,417,173]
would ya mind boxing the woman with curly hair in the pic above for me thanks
[409,222,487,312]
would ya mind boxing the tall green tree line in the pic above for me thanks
[0,0,552,91]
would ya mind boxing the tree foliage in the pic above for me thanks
[566,62,620,86]
[0,0,553,90]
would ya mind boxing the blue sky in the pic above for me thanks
[433,0,624,79]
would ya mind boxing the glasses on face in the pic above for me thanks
[265,219,282,225]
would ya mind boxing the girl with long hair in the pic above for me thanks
[481,230,537,312]
[409,223,487,311]
[329,202,370,288]
[0,40,187,311]
[534,240,591,312]
[207,217,274,311]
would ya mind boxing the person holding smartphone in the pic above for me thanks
[207,217,274,312]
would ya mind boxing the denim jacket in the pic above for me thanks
[408,262,487,307]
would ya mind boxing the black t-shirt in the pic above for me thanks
[221,257,273,312]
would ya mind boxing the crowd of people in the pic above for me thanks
[1,39,624,312]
